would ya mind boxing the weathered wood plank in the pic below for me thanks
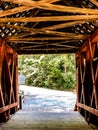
[2,0,98,14]
[16,48,73,51]
[0,102,18,114]
[77,102,98,116]
[0,15,98,23]
[41,0,59,3]
[0,0,59,17]
[5,35,89,42]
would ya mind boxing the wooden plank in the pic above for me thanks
[9,52,15,106]
[41,0,59,3]
[0,15,98,23]
[79,54,86,118]
[7,40,77,44]
[16,48,73,51]
[6,35,89,42]
[15,59,18,103]
[2,0,98,14]
[0,0,59,17]
[77,102,98,116]
[50,44,79,49]
[0,102,18,114]
[17,44,78,49]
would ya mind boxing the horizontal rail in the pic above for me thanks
[77,102,98,116]
[0,102,18,114]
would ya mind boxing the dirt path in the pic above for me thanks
[19,85,76,112]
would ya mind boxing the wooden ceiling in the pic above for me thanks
[0,0,98,54]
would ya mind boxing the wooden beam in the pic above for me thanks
[6,35,89,42]
[0,15,98,23]
[7,40,78,44]
[0,102,18,114]
[2,0,98,14]
[16,48,73,51]
[19,45,45,49]
[50,44,79,49]
[17,44,78,49]
[77,102,98,116]
[40,0,59,3]
[0,0,59,17]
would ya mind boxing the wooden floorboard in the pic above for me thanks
[0,110,96,130]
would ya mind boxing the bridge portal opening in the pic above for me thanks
[18,54,76,113]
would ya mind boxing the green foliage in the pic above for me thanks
[18,54,76,90]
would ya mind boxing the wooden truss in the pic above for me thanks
[0,0,98,54]
[76,31,98,124]
[0,40,18,122]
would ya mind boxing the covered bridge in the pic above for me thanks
[0,0,98,125]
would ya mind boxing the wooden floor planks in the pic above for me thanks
[0,110,96,130]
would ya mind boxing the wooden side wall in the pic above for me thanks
[76,39,98,124]
[0,40,18,122]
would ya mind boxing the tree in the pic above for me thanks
[18,54,76,90]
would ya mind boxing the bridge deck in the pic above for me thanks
[0,110,96,130]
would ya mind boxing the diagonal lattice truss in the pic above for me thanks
[0,0,98,54]
[76,39,98,123]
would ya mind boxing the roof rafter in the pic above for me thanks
[0,15,98,23]
[5,34,89,42]
[0,0,59,17]
[2,0,98,14]
[16,48,74,51]
[6,40,78,44]
[17,44,78,49]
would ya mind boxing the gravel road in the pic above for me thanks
[19,85,76,112]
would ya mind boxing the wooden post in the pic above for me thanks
[19,95,22,109]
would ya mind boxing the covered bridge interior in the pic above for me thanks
[0,0,98,125]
